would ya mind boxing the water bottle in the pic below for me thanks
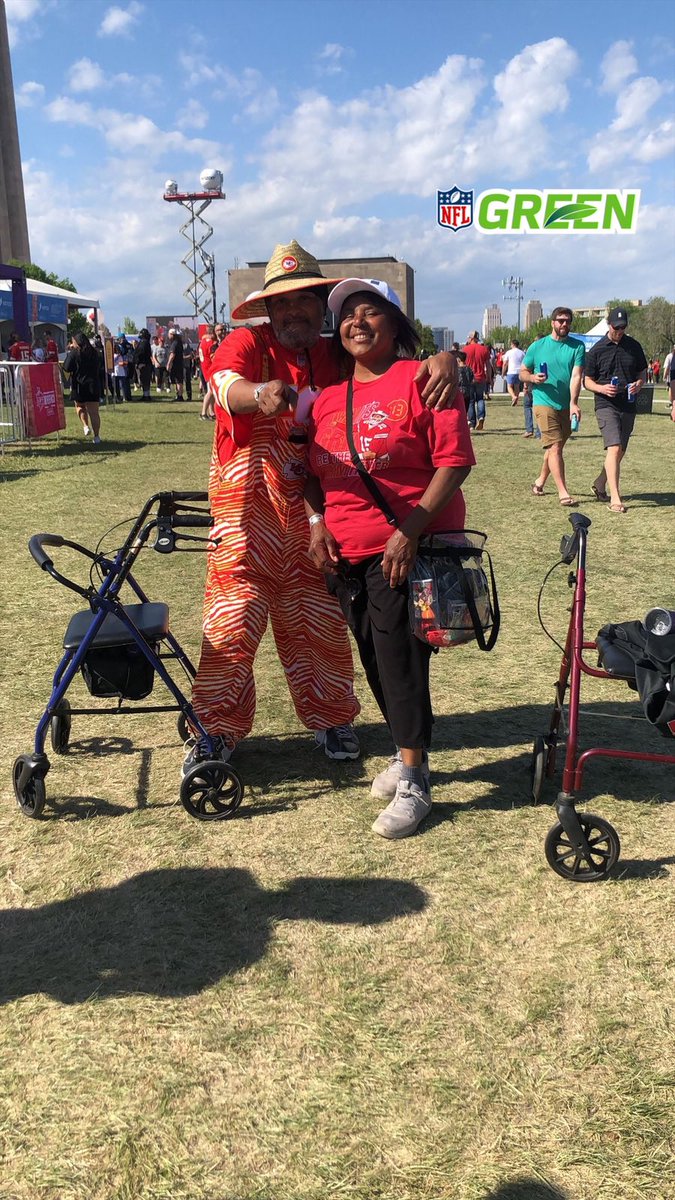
[570,413,580,432]
[644,608,675,636]
[539,361,548,379]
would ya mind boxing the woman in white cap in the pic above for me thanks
[305,279,475,839]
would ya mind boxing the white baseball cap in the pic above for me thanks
[327,278,402,317]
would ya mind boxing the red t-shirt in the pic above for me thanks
[9,341,32,362]
[463,341,490,383]
[211,324,339,467]
[308,359,475,561]
[45,339,59,362]
[199,335,218,380]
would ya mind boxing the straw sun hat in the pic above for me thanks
[231,240,343,321]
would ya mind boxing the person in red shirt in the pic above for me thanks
[462,331,491,430]
[306,278,475,839]
[44,332,59,363]
[185,240,459,783]
[7,333,32,362]
[198,325,217,419]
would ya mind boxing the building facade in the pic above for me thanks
[525,299,543,328]
[430,327,455,352]
[482,304,502,340]
[228,256,414,327]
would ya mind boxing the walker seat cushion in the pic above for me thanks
[63,602,170,650]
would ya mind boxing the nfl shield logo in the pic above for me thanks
[437,188,473,232]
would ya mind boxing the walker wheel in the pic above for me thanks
[180,760,244,821]
[13,757,47,819]
[531,736,547,803]
[176,712,191,743]
[50,698,72,754]
[545,813,620,882]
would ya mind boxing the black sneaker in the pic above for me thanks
[181,735,233,781]
[314,724,360,761]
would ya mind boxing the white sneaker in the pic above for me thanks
[371,751,429,802]
[372,779,432,840]
[82,425,90,436]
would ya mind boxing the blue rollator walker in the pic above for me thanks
[13,491,243,822]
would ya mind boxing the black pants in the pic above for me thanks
[138,364,152,395]
[331,554,433,749]
[184,363,193,400]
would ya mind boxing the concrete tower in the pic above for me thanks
[0,0,31,263]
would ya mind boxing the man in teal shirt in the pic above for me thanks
[520,306,584,505]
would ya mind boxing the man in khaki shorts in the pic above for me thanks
[520,306,584,506]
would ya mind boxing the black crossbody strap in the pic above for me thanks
[345,379,398,527]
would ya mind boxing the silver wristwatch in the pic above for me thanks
[253,384,265,405]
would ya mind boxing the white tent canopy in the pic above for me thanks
[0,278,100,309]
[586,317,608,336]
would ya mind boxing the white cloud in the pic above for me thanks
[98,1,143,38]
[612,76,669,131]
[175,98,209,131]
[587,46,673,172]
[316,43,350,76]
[68,58,107,93]
[178,56,279,118]
[16,80,45,108]
[480,38,580,175]
[44,96,224,160]
[5,0,41,46]
[600,40,638,94]
[258,55,485,208]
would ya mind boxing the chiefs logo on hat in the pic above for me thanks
[281,255,298,273]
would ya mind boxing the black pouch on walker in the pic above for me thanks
[409,531,499,650]
[81,642,157,699]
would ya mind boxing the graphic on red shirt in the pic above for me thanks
[9,341,32,362]
[309,359,475,561]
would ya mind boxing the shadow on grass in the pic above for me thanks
[481,1180,570,1200]
[612,854,675,881]
[0,868,428,1004]
[624,490,675,507]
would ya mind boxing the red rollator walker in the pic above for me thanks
[533,512,675,882]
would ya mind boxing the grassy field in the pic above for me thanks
[1,390,674,1200]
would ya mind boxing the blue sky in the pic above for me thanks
[7,0,675,334]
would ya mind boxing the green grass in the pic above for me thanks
[1,393,674,1200]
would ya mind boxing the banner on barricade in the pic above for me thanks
[22,363,66,438]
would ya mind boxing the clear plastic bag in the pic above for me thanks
[408,531,497,650]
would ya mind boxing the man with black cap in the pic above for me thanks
[185,239,458,777]
[584,306,648,513]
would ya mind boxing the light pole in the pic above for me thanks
[163,170,225,325]
[501,274,524,331]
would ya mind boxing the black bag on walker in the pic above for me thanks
[81,642,157,699]
[408,531,499,650]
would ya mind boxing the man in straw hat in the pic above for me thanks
[185,240,458,775]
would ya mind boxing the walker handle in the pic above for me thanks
[28,533,64,572]
[568,513,592,531]
[171,514,213,528]
[28,533,98,597]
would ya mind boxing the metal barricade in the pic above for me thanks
[0,363,27,448]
